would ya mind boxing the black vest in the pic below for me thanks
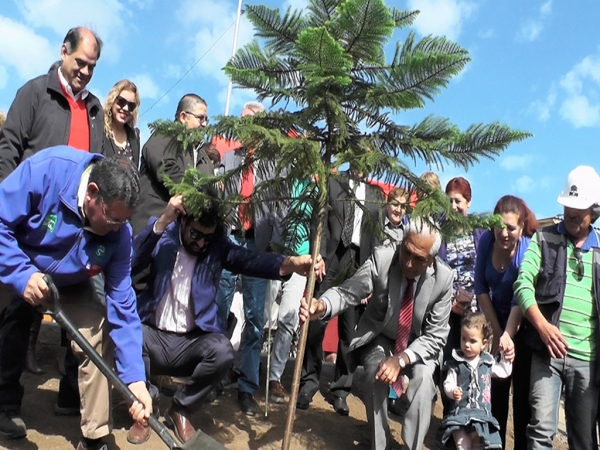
[522,224,600,383]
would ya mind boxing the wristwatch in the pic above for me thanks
[397,354,406,369]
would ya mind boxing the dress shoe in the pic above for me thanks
[0,409,27,439]
[54,393,80,416]
[332,396,349,416]
[388,397,408,417]
[204,384,223,403]
[165,403,196,443]
[238,392,258,416]
[269,380,287,403]
[127,420,151,445]
[296,392,312,410]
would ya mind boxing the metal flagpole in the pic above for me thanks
[224,0,244,116]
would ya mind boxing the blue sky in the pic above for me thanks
[0,0,599,219]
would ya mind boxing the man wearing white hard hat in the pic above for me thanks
[514,165,600,449]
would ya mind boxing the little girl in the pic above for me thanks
[438,312,512,450]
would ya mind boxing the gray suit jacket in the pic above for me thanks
[322,245,453,371]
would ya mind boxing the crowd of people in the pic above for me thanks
[0,25,599,450]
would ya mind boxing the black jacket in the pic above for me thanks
[130,131,214,235]
[320,172,385,267]
[101,124,141,169]
[0,70,103,181]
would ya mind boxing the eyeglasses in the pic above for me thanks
[101,201,127,226]
[185,111,209,125]
[189,228,215,243]
[573,247,584,279]
[115,96,137,112]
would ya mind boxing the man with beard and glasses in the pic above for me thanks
[125,188,324,445]
[515,165,600,450]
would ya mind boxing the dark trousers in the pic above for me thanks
[300,242,360,400]
[0,296,34,410]
[441,311,462,415]
[511,335,532,450]
[491,377,511,449]
[142,324,234,412]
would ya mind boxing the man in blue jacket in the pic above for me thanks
[126,188,323,445]
[0,146,152,450]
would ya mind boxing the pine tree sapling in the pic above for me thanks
[151,1,532,446]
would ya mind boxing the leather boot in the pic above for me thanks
[25,313,44,375]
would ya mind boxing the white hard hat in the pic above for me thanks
[557,165,600,210]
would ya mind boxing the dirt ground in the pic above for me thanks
[0,321,570,450]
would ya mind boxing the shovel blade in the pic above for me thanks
[174,430,227,450]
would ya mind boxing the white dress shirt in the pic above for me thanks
[349,178,366,247]
[154,238,198,333]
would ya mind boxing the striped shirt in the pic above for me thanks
[515,232,597,361]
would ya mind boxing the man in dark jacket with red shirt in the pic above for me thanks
[0,26,104,180]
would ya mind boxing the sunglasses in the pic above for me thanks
[115,96,137,112]
[185,111,209,125]
[189,228,215,243]
[573,247,584,279]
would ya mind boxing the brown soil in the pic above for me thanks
[1,321,569,450]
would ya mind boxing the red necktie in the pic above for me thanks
[239,156,254,231]
[393,277,414,396]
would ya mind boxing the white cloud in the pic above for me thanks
[130,73,161,100]
[0,16,55,81]
[528,84,557,121]
[500,155,534,171]
[174,0,255,108]
[518,20,543,42]
[515,175,534,193]
[127,0,153,9]
[540,0,553,16]
[517,1,553,43]
[562,54,600,91]
[557,53,600,127]
[165,64,182,79]
[407,0,477,41]
[0,66,8,90]
[16,0,130,63]
[559,95,600,128]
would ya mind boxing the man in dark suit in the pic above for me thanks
[300,218,453,450]
[297,169,384,415]
[130,94,214,236]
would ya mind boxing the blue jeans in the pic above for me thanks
[267,273,306,382]
[216,234,269,394]
[528,352,598,450]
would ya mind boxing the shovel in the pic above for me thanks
[41,275,227,450]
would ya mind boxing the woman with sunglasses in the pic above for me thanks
[474,195,538,449]
[102,80,141,167]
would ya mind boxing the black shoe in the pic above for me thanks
[238,392,258,416]
[0,409,26,439]
[205,385,223,404]
[76,437,107,450]
[332,396,349,416]
[54,395,80,416]
[56,376,80,416]
[296,392,312,410]
[388,397,408,417]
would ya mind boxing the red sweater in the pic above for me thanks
[60,82,90,152]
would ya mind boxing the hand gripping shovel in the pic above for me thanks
[41,275,227,450]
